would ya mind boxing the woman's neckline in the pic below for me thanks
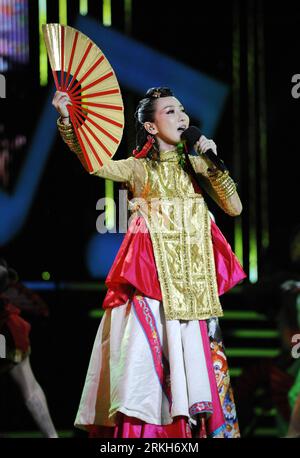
[159,148,179,162]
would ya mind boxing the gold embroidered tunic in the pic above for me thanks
[92,150,223,321]
[57,118,242,320]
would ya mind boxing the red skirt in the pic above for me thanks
[103,215,246,310]
[89,414,195,438]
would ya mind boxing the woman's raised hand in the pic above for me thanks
[52,91,72,123]
[196,135,217,156]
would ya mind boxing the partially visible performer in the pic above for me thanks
[53,86,246,438]
[287,373,300,437]
[0,259,58,438]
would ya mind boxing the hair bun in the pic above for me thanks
[145,87,173,99]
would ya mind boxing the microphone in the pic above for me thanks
[181,126,228,172]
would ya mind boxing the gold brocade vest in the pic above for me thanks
[129,150,223,321]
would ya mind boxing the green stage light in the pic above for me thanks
[223,310,267,321]
[80,0,88,16]
[231,329,279,339]
[42,271,50,281]
[226,348,280,358]
[103,0,112,26]
[59,0,67,25]
[38,0,47,86]
[89,309,105,319]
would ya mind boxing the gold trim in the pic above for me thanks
[159,149,179,162]
[136,158,223,320]
[57,118,83,155]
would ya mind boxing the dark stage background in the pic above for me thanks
[0,0,300,438]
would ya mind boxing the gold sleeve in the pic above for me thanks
[91,156,137,186]
[57,117,90,171]
[57,117,141,188]
[189,155,243,217]
[57,117,82,154]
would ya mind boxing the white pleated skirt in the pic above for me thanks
[75,296,213,429]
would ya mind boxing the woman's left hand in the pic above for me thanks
[196,135,217,155]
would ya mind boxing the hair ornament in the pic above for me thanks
[132,135,155,158]
[151,90,161,98]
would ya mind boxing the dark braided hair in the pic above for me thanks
[134,87,173,160]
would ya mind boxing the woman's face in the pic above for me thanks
[145,96,190,149]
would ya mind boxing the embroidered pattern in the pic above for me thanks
[132,295,172,409]
[148,198,222,320]
[207,317,240,438]
[189,401,213,416]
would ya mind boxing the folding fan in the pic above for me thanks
[42,23,124,173]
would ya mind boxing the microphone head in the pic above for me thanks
[180,126,201,152]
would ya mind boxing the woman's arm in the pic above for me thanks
[53,90,92,172]
[57,117,90,171]
[57,117,141,187]
[189,155,243,217]
[53,90,137,184]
